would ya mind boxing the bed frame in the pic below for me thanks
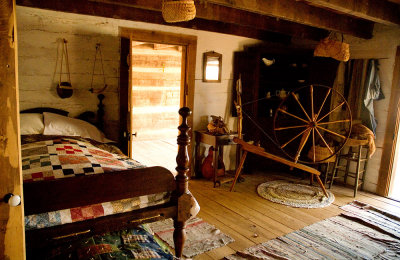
[21,104,192,258]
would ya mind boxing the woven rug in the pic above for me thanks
[225,201,400,259]
[257,180,335,208]
[146,217,234,258]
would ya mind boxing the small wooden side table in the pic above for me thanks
[194,130,239,187]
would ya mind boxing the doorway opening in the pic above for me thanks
[119,28,196,176]
[129,41,182,173]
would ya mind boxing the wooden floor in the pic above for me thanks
[130,139,400,259]
[131,139,177,174]
[189,172,400,260]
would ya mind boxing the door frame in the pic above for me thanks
[0,0,25,259]
[119,28,197,173]
[377,46,400,196]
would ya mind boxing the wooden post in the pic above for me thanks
[0,0,25,259]
[173,107,191,258]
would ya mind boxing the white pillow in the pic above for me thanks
[43,112,109,143]
[20,113,45,135]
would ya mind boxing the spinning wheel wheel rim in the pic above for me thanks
[273,84,352,164]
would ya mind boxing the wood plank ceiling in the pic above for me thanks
[16,0,400,41]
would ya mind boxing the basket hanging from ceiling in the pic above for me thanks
[162,0,196,23]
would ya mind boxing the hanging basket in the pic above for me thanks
[314,35,350,62]
[162,0,196,23]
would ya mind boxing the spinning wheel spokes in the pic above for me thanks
[273,84,352,164]
[315,88,331,120]
[317,101,345,122]
[277,109,309,124]
[292,91,311,121]
[315,128,334,154]
[281,127,310,149]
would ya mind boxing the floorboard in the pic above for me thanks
[189,171,400,259]
[130,139,400,259]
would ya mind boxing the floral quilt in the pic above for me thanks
[22,138,172,230]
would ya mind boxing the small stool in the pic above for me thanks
[329,140,370,197]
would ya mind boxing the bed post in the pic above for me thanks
[174,107,191,258]
[97,94,105,131]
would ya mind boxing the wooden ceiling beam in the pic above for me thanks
[205,0,374,39]
[304,0,400,26]
[87,0,327,41]
[15,0,292,42]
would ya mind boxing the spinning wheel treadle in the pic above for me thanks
[273,85,352,164]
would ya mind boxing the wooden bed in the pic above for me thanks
[21,102,193,258]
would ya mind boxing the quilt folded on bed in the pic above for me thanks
[22,137,172,230]
[22,137,143,181]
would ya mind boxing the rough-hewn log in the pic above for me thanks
[16,0,293,42]
[304,0,400,26]
[205,0,374,39]
[89,0,327,40]
[0,0,25,259]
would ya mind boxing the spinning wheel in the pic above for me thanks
[273,85,352,164]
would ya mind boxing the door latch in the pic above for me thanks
[124,131,137,141]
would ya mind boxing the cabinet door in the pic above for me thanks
[309,57,340,86]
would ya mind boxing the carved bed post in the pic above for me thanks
[97,94,105,131]
[174,107,191,258]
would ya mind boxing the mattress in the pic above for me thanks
[22,137,172,230]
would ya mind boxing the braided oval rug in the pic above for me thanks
[257,180,335,208]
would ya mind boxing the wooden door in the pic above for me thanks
[0,0,25,259]
[119,29,196,173]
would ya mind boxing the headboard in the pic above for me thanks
[20,94,105,131]
[20,107,69,116]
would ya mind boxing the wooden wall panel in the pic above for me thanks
[377,46,400,196]
[0,0,25,259]
[17,8,120,140]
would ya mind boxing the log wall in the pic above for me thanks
[131,43,181,140]
[16,6,260,170]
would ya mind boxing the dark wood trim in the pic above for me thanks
[17,0,316,42]
[20,107,69,116]
[377,46,400,196]
[24,166,175,215]
[304,0,400,26]
[119,37,130,154]
[172,107,191,257]
[90,0,327,41]
[206,0,374,39]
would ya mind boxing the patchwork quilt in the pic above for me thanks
[22,137,143,181]
[40,226,173,259]
[22,138,172,230]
